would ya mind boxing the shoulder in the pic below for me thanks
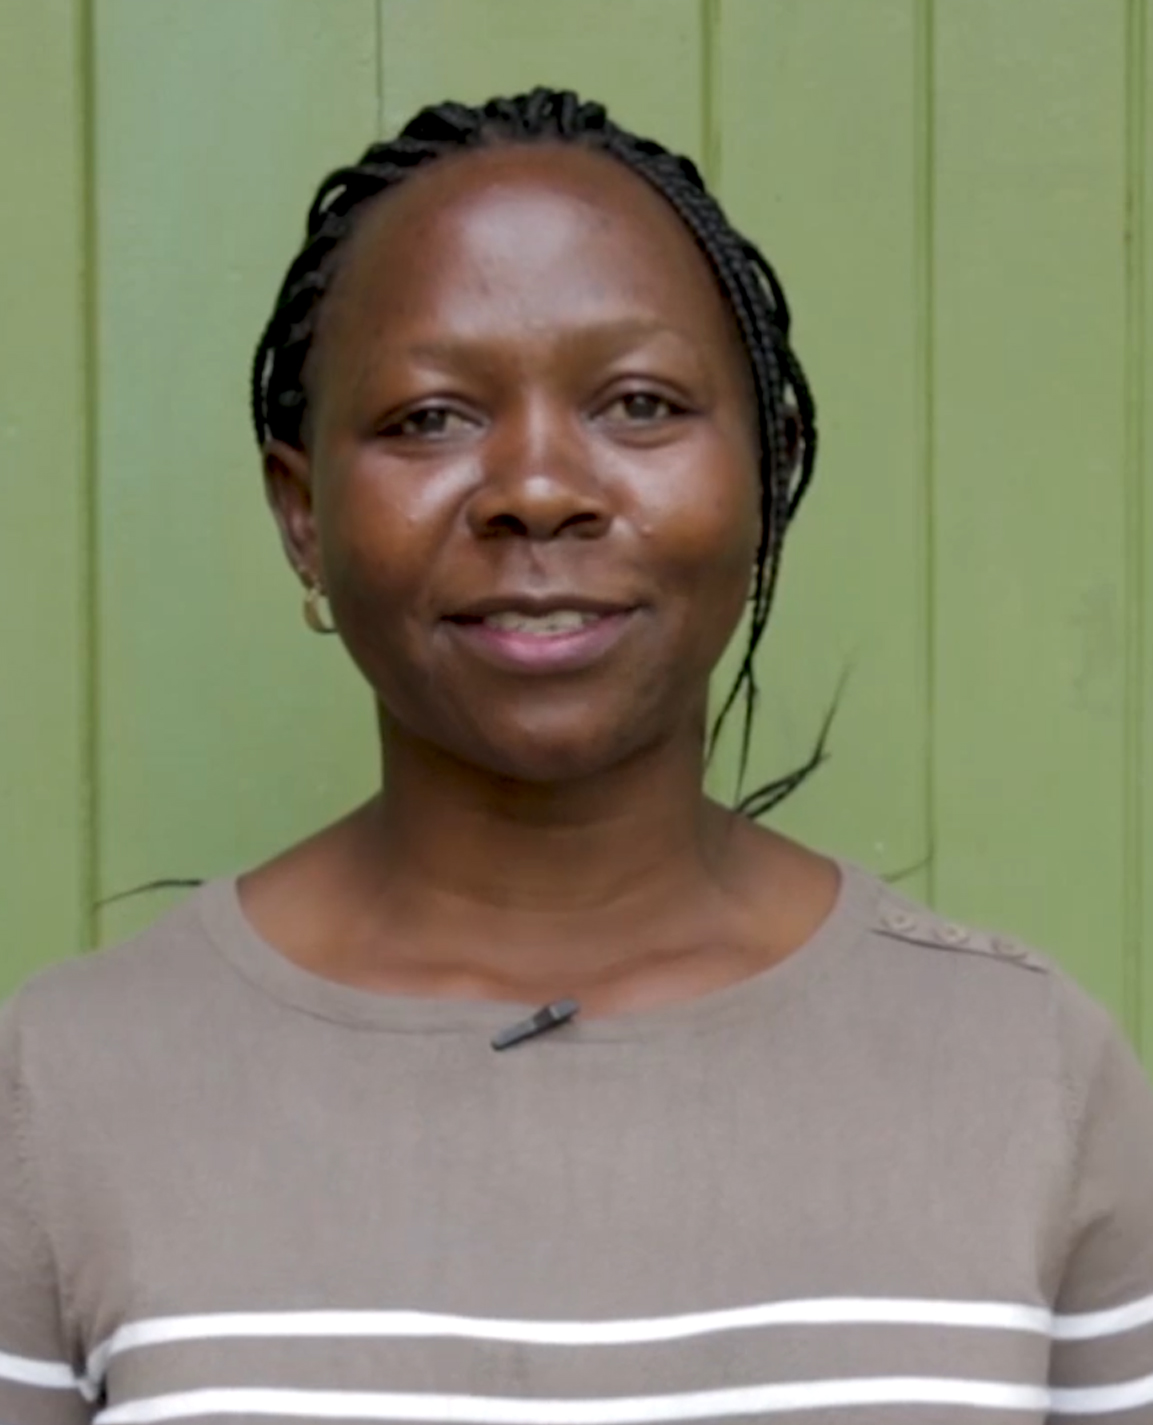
[1,883,238,1087]
[861,870,1050,975]
[844,864,1129,1108]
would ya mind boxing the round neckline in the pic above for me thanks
[195,858,877,1042]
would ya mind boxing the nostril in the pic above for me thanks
[562,511,608,537]
[482,513,531,538]
[466,469,612,541]
[476,510,607,540]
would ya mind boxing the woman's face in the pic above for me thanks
[268,142,760,782]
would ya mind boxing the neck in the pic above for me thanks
[367,717,731,920]
[241,713,835,1010]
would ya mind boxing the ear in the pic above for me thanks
[263,440,320,587]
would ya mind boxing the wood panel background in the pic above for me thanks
[2,0,1150,1074]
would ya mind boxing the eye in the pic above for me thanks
[600,391,686,423]
[379,406,477,440]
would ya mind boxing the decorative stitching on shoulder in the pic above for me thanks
[870,895,1048,974]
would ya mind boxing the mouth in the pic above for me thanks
[443,599,640,674]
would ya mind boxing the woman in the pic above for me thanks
[2,90,1151,1425]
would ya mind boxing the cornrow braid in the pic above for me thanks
[252,87,822,812]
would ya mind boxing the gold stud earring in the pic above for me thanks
[303,583,337,635]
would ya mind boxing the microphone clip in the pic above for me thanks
[491,997,581,1051]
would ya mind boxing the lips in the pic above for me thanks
[477,609,602,636]
[443,597,639,674]
[447,594,636,622]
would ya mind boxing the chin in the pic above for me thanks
[450,709,666,786]
[386,686,698,787]
[470,736,634,786]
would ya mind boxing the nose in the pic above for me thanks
[464,399,612,542]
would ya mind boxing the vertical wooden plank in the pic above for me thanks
[713,0,929,890]
[0,0,88,992]
[379,0,703,168]
[95,0,379,943]
[933,0,1130,1011]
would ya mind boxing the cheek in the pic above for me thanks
[310,461,444,719]
[313,451,457,619]
[633,437,760,610]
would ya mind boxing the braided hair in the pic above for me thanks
[252,88,824,816]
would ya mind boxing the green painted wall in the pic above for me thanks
[2,0,1150,1071]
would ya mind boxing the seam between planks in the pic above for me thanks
[78,0,100,952]
[700,0,722,189]
[375,0,385,138]
[1123,0,1147,1053]
[914,0,938,907]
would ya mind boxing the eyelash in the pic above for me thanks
[378,407,476,440]
[377,388,691,442]
[599,391,687,423]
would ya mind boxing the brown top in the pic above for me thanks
[2,862,1152,1424]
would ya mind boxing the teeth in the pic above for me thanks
[483,610,600,635]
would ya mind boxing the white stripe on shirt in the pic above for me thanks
[85,1294,1054,1386]
[93,1377,1054,1424]
[82,1290,1153,1393]
[1050,1369,1153,1414]
[1052,1289,1153,1341]
[9,1291,1150,1415]
[0,1346,79,1390]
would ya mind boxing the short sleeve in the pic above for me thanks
[1048,1001,1153,1421]
[0,995,92,1424]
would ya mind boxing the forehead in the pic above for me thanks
[318,142,738,354]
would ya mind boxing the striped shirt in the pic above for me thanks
[1,862,1152,1424]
